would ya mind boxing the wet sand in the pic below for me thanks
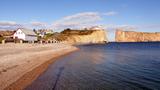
[0,43,78,90]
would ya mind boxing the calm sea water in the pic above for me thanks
[26,42,160,90]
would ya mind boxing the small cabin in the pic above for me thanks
[13,28,37,42]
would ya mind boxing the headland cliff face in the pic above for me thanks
[116,30,160,42]
[57,29,108,44]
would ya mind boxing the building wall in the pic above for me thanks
[13,29,25,40]
[13,29,37,41]
[25,35,37,41]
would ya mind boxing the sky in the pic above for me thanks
[0,0,160,41]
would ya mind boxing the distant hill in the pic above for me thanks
[0,30,15,36]
[0,30,15,43]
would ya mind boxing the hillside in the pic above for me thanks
[52,29,108,44]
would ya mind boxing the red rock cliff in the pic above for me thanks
[115,30,160,42]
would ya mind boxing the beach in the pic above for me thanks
[0,43,78,90]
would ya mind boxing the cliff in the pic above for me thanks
[116,30,160,42]
[55,29,108,44]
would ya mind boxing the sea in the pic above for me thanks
[26,42,160,90]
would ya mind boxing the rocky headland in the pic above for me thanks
[53,29,108,44]
[116,30,160,42]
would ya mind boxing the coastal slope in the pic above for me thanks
[116,30,160,42]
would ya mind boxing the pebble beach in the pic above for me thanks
[0,43,78,90]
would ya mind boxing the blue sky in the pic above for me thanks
[0,0,160,41]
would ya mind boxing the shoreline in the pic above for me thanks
[0,43,78,90]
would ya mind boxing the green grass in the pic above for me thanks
[61,29,94,35]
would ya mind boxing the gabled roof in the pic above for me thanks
[18,28,36,35]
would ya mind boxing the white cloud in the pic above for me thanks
[0,21,24,30]
[51,12,102,30]
[103,11,118,16]
[30,21,48,29]
[101,24,137,32]
[137,24,160,29]
[30,21,47,27]
[0,21,17,26]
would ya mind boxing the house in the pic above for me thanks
[13,28,37,41]
[89,26,104,30]
[36,29,54,38]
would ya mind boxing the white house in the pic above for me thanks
[13,28,37,41]
[89,26,104,30]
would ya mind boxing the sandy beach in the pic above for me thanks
[0,43,78,90]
